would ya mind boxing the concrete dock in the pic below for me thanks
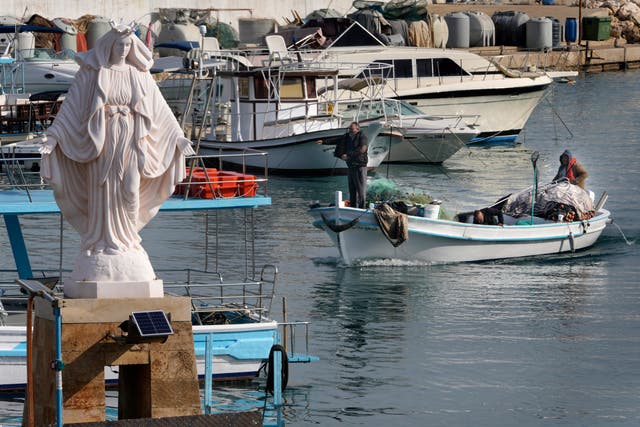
[430,4,640,72]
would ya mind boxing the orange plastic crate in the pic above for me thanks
[217,171,259,197]
[175,168,219,198]
[211,172,238,198]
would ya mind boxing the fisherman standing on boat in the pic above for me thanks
[333,122,368,209]
[553,149,588,189]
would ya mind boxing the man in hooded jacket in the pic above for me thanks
[553,149,588,189]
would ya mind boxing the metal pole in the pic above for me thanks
[204,334,214,414]
[273,351,282,407]
[530,151,539,225]
[54,305,63,427]
[282,297,288,353]
[26,296,35,427]
[578,0,583,44]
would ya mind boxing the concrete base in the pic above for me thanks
[28,297,201,425]
[64,279,164,299]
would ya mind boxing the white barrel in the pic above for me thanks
[423,204,440,219]
[445,12,470,48]
[464,11,495,47]
[86,17,111,49]
[53,18,78,52]
[526,17,553,50]
[546,16,563,48]
[16,32,35,56]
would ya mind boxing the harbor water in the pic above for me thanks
[1,70,639,426]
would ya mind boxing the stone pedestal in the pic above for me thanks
[30,297,201,425]
[64,279,164,299]
[65,248,163,298]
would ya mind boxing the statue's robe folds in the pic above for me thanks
[42,63,194,255]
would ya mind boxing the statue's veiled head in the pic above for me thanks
[76,23,153,72]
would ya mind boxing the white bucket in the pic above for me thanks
[423,204,440,219]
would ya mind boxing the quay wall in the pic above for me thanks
[430,5,640,72]
[3,0,356,29]
[471,43,640,72]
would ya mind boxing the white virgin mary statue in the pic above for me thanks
[41,24,195,298]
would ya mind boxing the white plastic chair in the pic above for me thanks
[202,37,220,53]
[264,35,292,65]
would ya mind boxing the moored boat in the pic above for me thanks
[195,62,394,175]
[0,24,79,94]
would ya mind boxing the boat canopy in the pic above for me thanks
[0,25,63,34]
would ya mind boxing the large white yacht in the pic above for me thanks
[314,44,553,144]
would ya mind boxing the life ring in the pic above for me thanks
[265,344,289,395]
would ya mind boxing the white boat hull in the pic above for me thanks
[0,321,278,391]
[200,121,389,175]
[310,206,611,264]
[8,61,78,94]
[384,121,477,163]
[405,77,550,144]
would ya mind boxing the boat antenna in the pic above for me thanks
[530,151,540,225]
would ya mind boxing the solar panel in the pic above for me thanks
[130,310,174,338]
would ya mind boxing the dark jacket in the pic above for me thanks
[334,130,368,168]
[474,207,504,225]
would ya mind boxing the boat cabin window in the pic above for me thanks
[238,78,249,98]
[279,77,304,99]
[305,77,316,99]
[254,77,270,99]
[253,76,305,100]
[360,59,412,79]
[390,59,412,78]
[417,58,469,77]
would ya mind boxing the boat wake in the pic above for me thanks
[352,258,437,267]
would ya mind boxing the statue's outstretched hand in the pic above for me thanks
[39,135,57,155]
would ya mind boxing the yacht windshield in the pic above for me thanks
[16,48,74,61]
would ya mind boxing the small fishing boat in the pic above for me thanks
[309,180,611,265]
[0,154,316,392]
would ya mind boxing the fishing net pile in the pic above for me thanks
[502,181,596,221]
[366,178,450,219]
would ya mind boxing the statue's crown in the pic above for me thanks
[109,21,135,35]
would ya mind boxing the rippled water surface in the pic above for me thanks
[1,70,639,426]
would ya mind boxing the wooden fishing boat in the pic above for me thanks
[309,183,611,265]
